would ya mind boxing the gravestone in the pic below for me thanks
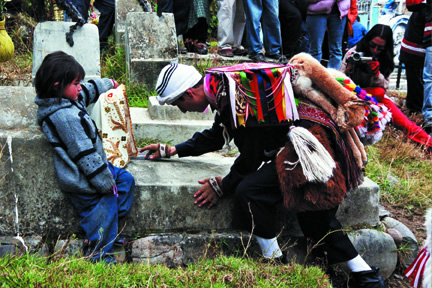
[114,0,152,44]
[125,12,177,88]
[32,22,100,81]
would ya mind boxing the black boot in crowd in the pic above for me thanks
[349,267,386,288]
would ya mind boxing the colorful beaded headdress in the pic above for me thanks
[205,63,299,128]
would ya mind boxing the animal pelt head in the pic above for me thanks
[276,124,347,212]
[289,53,366,131]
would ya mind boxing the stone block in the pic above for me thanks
[148,96,215,121]
[130,107,214,144]
[382,217,418,268]
[0,86,383,238]
[0,236,48,257]
[54,239,126,262]
[32,22,100,81]
[115,0,151,44]
[337,177,380,227]
[125,12,177,87]
[347,229,398,279]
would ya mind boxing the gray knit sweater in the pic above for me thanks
[35,78,115,194]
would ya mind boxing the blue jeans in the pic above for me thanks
[423,46,432,123]
[243,0,282,56]
[66,163,135,263]
[306,13,347,69]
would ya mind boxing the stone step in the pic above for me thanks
[0,87,379,236]
[0,86,415,279]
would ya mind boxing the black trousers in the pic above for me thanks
[70,0,115,46]
[158,0,192,36]
[279,0,303,57]
[405,62,425,113]
[232,161,359,264]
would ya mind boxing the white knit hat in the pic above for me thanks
[156,63,203,105]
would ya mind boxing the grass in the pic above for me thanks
[0,253,331,287]
[365,119,432,211]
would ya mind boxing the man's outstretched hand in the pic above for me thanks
[138,143,176,160]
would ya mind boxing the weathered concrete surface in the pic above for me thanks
[114,0,152,44]
[0,86,409,278]
[147,96,215,121]
[0,236,48,257]
[0,86,384,237]
[125,12,177,87]
[32,22,100,81]
[131,107,215,144]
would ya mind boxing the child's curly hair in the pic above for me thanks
[34,51,85,100]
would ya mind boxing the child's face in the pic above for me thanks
[63,77,82,101]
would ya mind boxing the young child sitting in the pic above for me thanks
[34,51,135,264]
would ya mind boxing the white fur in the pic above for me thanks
[424,207,432,288]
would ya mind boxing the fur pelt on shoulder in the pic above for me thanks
[276,124,347,212]
[289,53,366,132]
[289,54,368,169]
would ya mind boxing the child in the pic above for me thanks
[34,51,135,264]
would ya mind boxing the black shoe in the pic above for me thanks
[423,121,432,135]
[349,267,385,288]
[249,53,266,62]
[266,53,288,65]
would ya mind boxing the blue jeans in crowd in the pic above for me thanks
[306,13,347,69]
[243,0,282,56]
[66,163,135,263]
[423,46,432,124]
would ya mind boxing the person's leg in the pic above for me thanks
[94,0,115,49]
[279,0,302,57]
[233,162,282,238]
[243,0,264,57]
[217,0,235,50]
[232,162,284,258]
[297,207,358,264]
[306,14,327,63]
[405,62,425,113]
[382,96,432,146]
[67,192,119,263]
[157,0,173,13]
[297,208,385,287]
[109,163,135,218]
[261,0,282,56]
[422,47,432,131]
[70,0,90,20]
[326,13,347,69]
[173,0,192,36]
[232,0,246,49]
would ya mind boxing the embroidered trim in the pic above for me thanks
[209,177,223,197]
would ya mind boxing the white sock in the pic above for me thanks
[255,236,283,258]
[346,255,372,272]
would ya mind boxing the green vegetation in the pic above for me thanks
[0,254,330,287]
[365,125,432,211]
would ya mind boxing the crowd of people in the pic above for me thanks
[33,1,432,288]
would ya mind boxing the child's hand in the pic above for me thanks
[111,79,119,89]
